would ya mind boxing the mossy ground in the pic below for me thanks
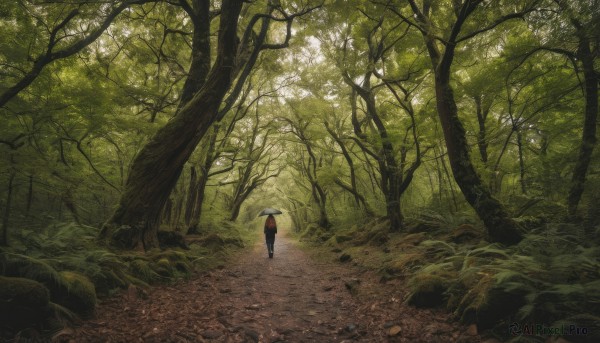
[0,221,255,340]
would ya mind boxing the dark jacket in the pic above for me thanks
[264,216,277,239]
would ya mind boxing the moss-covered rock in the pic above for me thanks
[406,221,442,233]
[57,271,97,317]
[92,269,128,296]
[406,273,450,308]
[383,251,426,276]
[0,276,51,330]
[151,258,175,277]
[352,220,390,246]
[339,253,352,263]
[455,272,529,329]
[223,236,245,248]
[152,250,192,274]
[196,233,226,251]
[470,283,528,330]
[0,253,74,301]
[302,223,321,237]
[300,223,332,242]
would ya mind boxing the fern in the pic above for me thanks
[467,245,511,260]
[129,258,163,283]
[418,240,456,256]
[1,253,65,287]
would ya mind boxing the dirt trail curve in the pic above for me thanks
[59,231,472,342]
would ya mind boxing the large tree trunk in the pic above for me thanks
[229,189,254,222]
[178,0,211,109]
[1,170,15,246]
[410,0,523,245]
[567,38,598,216]
[295,126,332,229]
[229,199,243,222]
[188,174,208,234]
[434,75,522,245]
[313,182,331,229]
[100,0,243,250]
[183,166,198,226]
[384,178,403,232]
[363,90,404,231]
[26,175,34,215]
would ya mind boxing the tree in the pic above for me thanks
[394,0,540,244]
[281,105,332,228]
[225,117,282,222]
[0,0,159,108]
[323,117,375,217]
[101,0,321,250]
[547,1,599,216]
[100,0,244,249]
[334,7,425,231]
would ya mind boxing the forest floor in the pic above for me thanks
[56,230,484,343]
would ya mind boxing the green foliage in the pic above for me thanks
[127,258,162,285]
[11,223,99,258]
[1,0,599,340]
[406,227,600,339]
[57,249,129,296]
[300,223,333,242]
[0,252,69,295]
[3,221,245,296]
[311,212,599,341]
[349,218,390,246]
[58,271,97,317]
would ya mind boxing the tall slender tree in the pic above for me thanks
[395,0,539,244]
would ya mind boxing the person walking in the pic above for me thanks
[264,214,277,258]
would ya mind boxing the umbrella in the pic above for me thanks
[258,207,283,217]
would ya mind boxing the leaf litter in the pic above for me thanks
[57,231,478,342]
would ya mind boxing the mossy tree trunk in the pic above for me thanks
[183,166,199,228]
[100,0,243,250]
[433,71,522,244]
[407,0,524,245]
[1,169,15,246]
[567,35,598,216]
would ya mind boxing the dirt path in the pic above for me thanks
[59,231,473,342]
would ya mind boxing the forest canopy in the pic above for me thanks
[1,0,599,341]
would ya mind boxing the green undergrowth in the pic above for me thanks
[298,214,600,343]
[1,221,252,339]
